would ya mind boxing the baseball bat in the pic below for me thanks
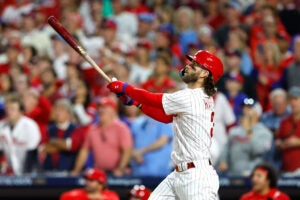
[47,16,111,83]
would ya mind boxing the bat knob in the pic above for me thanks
[111,77,118,82]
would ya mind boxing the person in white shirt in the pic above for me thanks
[0,95,41,175]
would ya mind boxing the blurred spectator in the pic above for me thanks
[49,34,68,81]
[0,42,26,76]
[174,6,198,55]
[210,91,236,166]
[40,67,63,104]
[136,13,156,41]
[22,88,52,144]
[217,49,257,101]
[214,1,249,48]
[71,80,95,126]
[261,88,290,134]
[111,0,138,40]
[141,55,177,93]
[218,98,272,176]
[0,74,13,119]
[197,25,218,55]
[276,86,300,174]
[153,26,182,68]
[252,41,284,111]
[224,72,248,121]
[71,97,133,177]
[20,11,51,56]
[261,88,290,170]
[60,168,119,200]
[0,94,41,175]
[129,184,151,200]
[225,31,254,76]
[129,39,154,85]
[40,98,78,172]
[240,163,290,200]
[130,113,173,177]
[281,36,300,90]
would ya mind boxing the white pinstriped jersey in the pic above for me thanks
[162,88,214,165]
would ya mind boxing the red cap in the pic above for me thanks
[137,39,152,50]
[97,97,118,111]
[102,19,117,30]
[130,185,151,200]
[186,50,224,84]
[83,168,107,184]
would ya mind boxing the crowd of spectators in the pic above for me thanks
[0,0,300,186]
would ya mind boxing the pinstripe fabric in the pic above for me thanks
[148,88,219,199]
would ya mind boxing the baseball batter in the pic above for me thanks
[107,50,224,200]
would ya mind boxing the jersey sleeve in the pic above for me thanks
[162,90,191,115]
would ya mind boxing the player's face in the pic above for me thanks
[84,179,103,193]
[181,60,207,83]
[251,169,270,193]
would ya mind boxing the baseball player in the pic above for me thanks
[107,50,224,200]
[60,168,119,200]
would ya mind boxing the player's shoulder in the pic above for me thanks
[239,191,255,200]
[60,188,86,200]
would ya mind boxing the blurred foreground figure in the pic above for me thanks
[240,163,290,200]
[129,185,151,200]
[60,168,119,200]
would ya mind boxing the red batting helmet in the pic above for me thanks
[130,185,151,200]
[186,50,224,83]
[83,168,107,184]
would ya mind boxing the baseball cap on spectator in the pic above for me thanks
[137,39,152,50]
[157,24,175,38]
[138,13,155,23]
[102,19,117,30]
[83,168,107,184]
[225,49,242,58]
[242,98,263,116]
[227,73,244,84]
[97,97,118,111]
[288,86,300,98]
[6,42,22,52]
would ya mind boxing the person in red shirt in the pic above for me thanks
[240,163,290,200]
[276,86,300,173]
[60,168,119,200]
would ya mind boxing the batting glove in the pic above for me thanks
[107,80,129,94]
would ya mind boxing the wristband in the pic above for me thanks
[122,82,129,93]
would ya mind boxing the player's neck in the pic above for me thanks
[187,81,204,89]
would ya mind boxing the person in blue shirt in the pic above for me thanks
[130,113,173,177]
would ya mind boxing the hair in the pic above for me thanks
[5,93,24,112]
[269,88,287,101]
[204,74,217,96]
[251,163,278,188]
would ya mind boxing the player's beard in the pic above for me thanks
[181,72,199,83]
